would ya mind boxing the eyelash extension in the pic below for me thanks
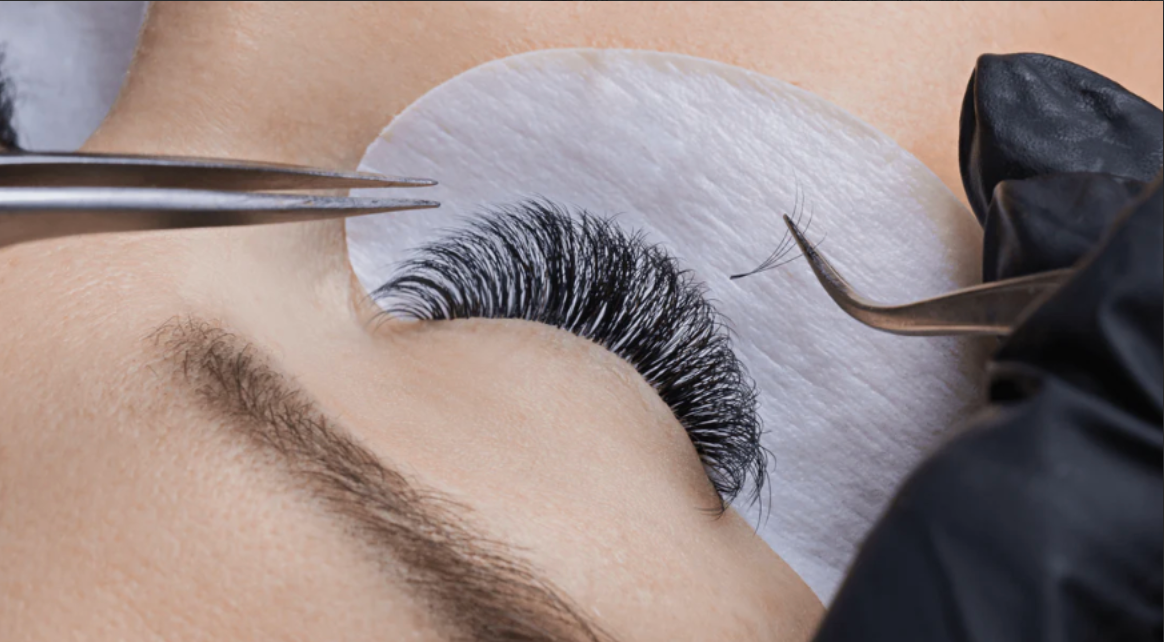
[730,186,820,280]
[374,199,768,509]
[0,51,20,151]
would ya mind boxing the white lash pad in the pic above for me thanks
[348,49,988,600]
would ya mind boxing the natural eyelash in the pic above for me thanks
[0,50,20,151]
[373,199,768,509]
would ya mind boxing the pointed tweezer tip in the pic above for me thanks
[352,172,437,188]
[782,213,810,251]
[356,198,440,212]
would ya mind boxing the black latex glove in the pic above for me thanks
[812,54,1163,642]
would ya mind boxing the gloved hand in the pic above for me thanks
[813,53,1163,642]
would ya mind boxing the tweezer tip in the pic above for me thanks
[361,198,440,212]
[358,172,437,187]
[782,214,808,246]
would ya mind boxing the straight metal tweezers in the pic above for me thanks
[0,152,439,248]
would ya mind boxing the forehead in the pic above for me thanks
[0,326,439,640]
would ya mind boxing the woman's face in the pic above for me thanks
[1,3,1160,641]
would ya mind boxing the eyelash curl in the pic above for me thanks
[374,200,769,509]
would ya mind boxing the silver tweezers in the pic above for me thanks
[782,214,1073,336]
[0,151,438,248]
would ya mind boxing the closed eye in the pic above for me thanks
[374,199,770,510]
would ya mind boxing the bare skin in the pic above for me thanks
[2,2,1160,640]
[92,1,1163,197]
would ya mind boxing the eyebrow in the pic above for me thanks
[149,317,610,642]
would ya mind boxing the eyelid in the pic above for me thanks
[375,199,769,509]
[149,317,608,640]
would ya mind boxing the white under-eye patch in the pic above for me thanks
[347,49,988,600]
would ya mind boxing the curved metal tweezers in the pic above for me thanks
[0,152,438,248]
[782,214,1073,336]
